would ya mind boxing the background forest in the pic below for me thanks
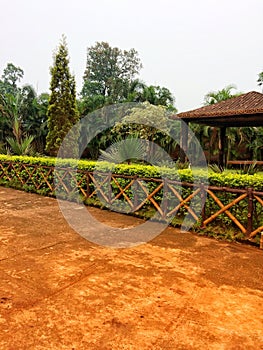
[0,38,263,163]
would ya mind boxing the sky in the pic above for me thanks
[0,0,263,112]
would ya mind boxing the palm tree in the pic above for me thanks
[6,134,34,155]
[125,79,147,103]
[125,79,176,110]
[99,136,145,164]
[0,88,36,155]
[204,84,240,105]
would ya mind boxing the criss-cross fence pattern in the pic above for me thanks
[0,160,263,239]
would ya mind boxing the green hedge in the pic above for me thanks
[1,154,263,189]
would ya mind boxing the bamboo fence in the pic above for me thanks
[0,160,263,240]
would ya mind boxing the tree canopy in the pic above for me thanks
[80,42,142,110]
[80,42,176,114]
[0,63,24,94]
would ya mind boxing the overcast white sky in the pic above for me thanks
[0,0,262,112]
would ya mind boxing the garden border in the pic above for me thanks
[0,155,263,244]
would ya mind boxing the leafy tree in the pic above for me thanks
[80,42,176,114]
[0,63,23,144]
[80,42,142,113]
[111,102,178,160]
[45,36,80,157]
[0,63,24,94]
[116,102,170,137]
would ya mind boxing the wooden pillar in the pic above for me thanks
[179,120,189,163]
[246,187,254,237]
[218,126,226,169]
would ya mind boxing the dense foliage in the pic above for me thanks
[79,42,176,115]
[0,41,263,164]
[80,42,142,110]
[1,154,263,189]
[0,64,48,154]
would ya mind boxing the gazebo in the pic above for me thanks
[173,91,263,167]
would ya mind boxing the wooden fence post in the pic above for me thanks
[246,187,254,237]
[107,173,112,204]
[200,182,206,227]
[162,178,168,219]
[86,172,90,198]
[133,176,139,212]
[260,232,263,249]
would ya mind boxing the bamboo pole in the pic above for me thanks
[111,176,134,208]
[167,186,200,220]
[133,181,164,216]
[254,195,263,206]
[250,226,263,239]
[89,173,112,203]
[203,190,247,233]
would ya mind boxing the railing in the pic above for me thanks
[0,161,263,240]
[227,160,263,165]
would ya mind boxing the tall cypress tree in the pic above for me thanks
[45,36,79,158]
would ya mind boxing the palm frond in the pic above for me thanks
[99,136,146,164]
[6,135,34,155]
